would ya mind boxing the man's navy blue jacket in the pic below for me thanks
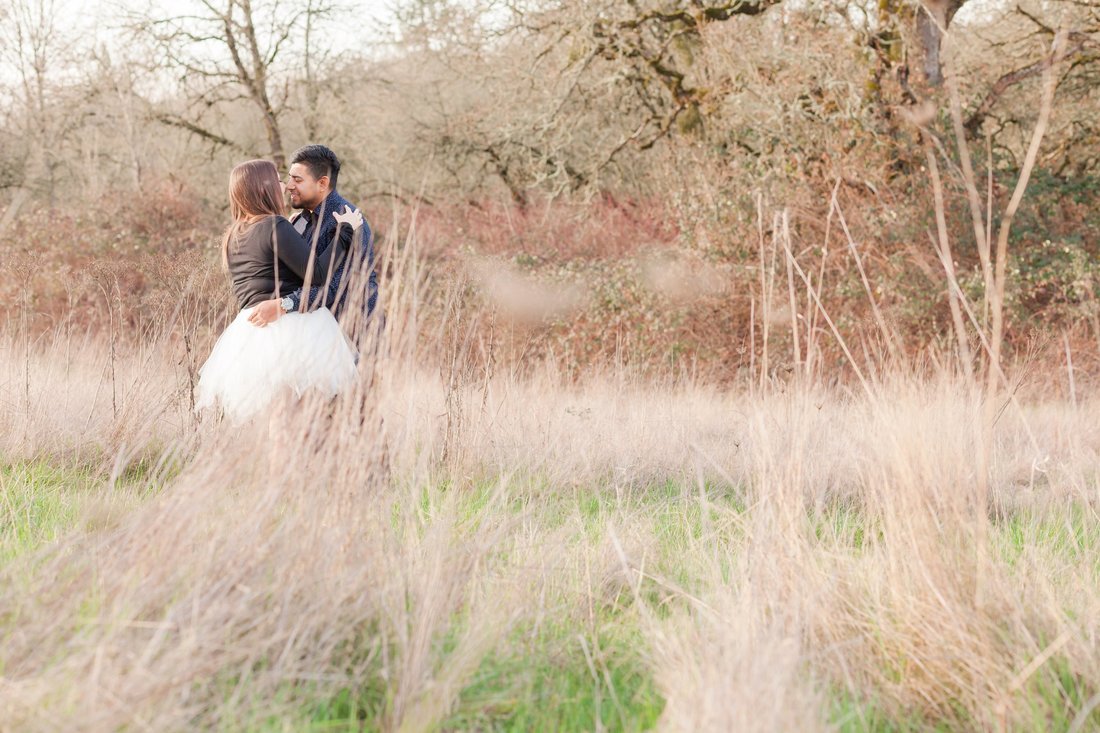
[283,189,379,319]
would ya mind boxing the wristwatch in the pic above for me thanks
[280,296,295,313]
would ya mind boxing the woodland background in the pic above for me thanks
[2,0,1097,381]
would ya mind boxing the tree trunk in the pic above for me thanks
[261,105,286,170]
[917,0,965,87]
[238,0,286,168]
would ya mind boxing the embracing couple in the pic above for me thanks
[194,145,379,424]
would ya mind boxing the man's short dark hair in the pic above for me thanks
[290,144,340,190]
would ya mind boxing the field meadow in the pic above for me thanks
[2,204,1100,733]
[3,0,1100,727]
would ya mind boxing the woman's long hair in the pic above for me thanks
[221,159,285,268]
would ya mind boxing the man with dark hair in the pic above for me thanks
[248,144,379,330]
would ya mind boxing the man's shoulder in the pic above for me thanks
[321,191,372,242]
[328,191,371,230]
[325,190,356,214]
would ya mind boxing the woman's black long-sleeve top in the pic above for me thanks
[225,215,347,310]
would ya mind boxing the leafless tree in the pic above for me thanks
[131,0,339,169]
[1,0,1096,212]
[390,0,789,204]
[916,0,967,86]
[962,4,1099,139]
[0,0,97,211]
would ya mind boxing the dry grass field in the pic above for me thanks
[2,227,1099,732]
[3,2,1099,729]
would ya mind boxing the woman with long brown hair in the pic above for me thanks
[194,159,362,423]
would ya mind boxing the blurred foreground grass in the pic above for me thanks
[4,452,1097,732]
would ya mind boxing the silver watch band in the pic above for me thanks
[280,296,295,313]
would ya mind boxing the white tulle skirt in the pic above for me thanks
[194,306,357,424]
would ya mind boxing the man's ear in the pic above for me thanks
[318,175,330,193]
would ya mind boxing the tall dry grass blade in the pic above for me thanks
[782,210,802,374]
[783,217,874,397]
[806,179,839,380]
[832,185,900,365]
[1063,332,1077,408]
[756,194,770,391]
[922,135,976,382]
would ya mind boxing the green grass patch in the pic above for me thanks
[0,459,100,561]
[0,456,156,563]
[442,624,662,731]
[993,506,1100,571]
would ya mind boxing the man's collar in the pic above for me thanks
[319,189,344,211]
